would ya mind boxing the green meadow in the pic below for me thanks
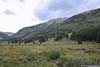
[0,39,100,67]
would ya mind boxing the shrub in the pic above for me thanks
[54,35,63,41]
[38,35,46,44]
[96,31,100,43]
[57,56,93,67]
[48,50,61,60]
[25,54,37,62]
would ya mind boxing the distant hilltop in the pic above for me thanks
[0,32,14,40]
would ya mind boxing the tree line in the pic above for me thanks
[71,24,100,43]
[7,24,100,44]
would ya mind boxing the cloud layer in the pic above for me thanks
[34,0,100,20]
[0,0,100,32]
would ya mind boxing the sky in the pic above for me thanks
[0,0,100,33]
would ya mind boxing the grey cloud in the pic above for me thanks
[2,0,25,3]
[47,0,88,11]
[2,0,7,2]
[34,0,100,21]
[19,0,25,3]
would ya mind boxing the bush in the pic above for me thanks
[57,56,93,67]
[96,31,100,43]
[48,50,61,60]
[38,35,46,44]
[54,35,63,41]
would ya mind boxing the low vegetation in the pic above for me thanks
[0,39,100,67]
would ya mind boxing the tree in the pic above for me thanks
[96,31,100,43]
[24,39,32,44]
[66,34,68,38]
[48,50,61,60]
[38,35,46,44]
[71,25,97,41]
[54,32,65,41]
[77,37,83,44]
[54,35,63,41]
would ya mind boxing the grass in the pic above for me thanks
[0,39,100,67]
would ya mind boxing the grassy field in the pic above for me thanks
[0,39,100,67]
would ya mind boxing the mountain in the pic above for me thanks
[12,8,100,40]
[0,32,14,41]
[0,32,9,40]
[60,8,100,32]
[2,32,14,36]
[13,17,67,39]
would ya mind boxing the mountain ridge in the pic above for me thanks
[0,32,14,41]
[12,8,100,40]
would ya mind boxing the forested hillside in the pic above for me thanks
[12,8,100,43]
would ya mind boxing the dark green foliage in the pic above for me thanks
[54,32,65,41]
[54,35,63,41]
[9,38,19,44]
[38,35,46,44]
[77,37,83,44]
[48,50,61,60]
[96,31,100,43]
[71,25,100,42]
[24,39,32,44]
[66,34,68,38]
[8,37,22,44]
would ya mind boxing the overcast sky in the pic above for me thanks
[0,0,100,32]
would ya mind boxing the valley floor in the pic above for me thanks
[0,39,100,67]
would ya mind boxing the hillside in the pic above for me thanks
[13,18,67,39]
[12,8,100,40]
[61,8,100,31]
